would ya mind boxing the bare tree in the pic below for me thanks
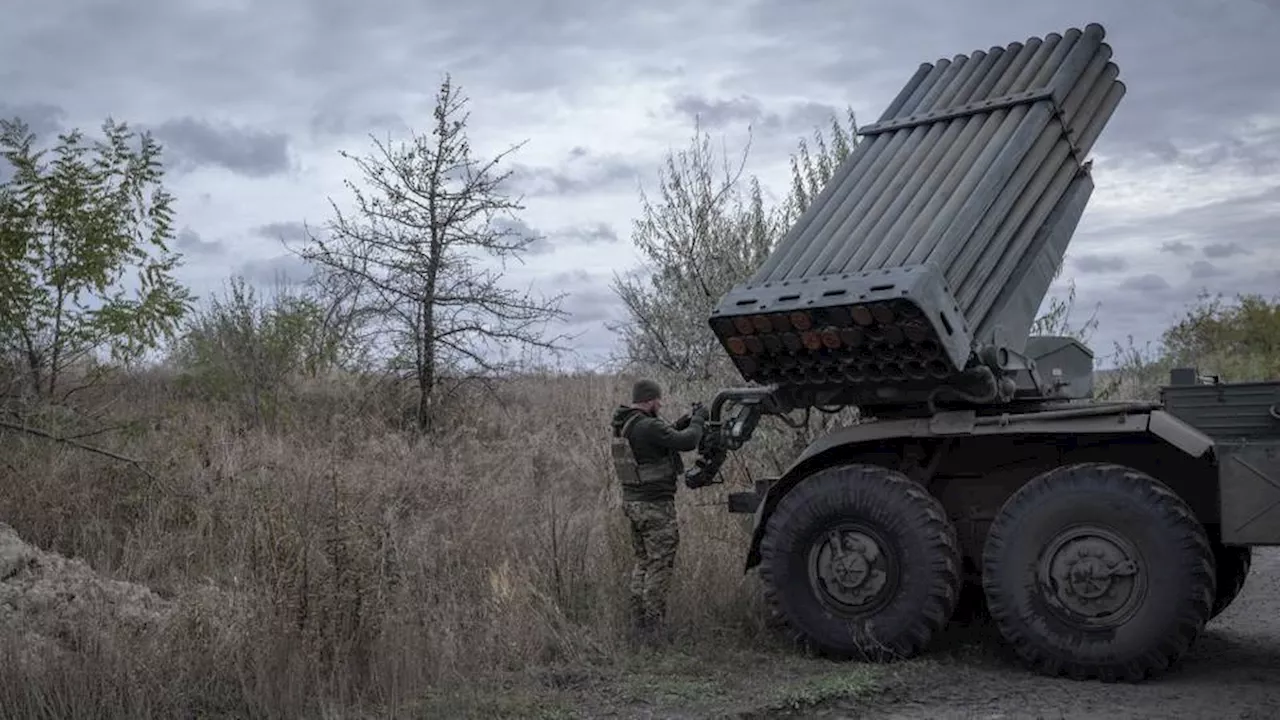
[293,75,569,431]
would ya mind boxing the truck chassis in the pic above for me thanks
[708,372,1280,682]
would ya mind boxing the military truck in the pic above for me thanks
[684,23,1279,683]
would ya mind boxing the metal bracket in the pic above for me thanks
[857,87,1057,137]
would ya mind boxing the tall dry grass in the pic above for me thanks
[0,367,810,718]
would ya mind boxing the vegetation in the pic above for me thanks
[0,117,191,402]
[0,81,1277,718]
[289,75,570,432]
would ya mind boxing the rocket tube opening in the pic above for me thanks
[926,359,951,379]
[871,303,896,325]
[882,362,906,382]
[850,305,874,326]
[726,337,748,355]
[904,360,929,379]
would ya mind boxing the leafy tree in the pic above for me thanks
[1161,291,1280,380]
[1096,292,1280,401]
[0,117,191,401]
[293,75,568,431]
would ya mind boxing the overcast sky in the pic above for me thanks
[3,0,1278,371]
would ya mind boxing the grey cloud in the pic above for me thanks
[238,253,315,286]
[548,269,626,326]
[1121,273,1171,292]
[176,227,224,255]
[148,117,291,177]
[672,94,767,127]
[563,287,624,325]
[562,223,619,245]
[255,221,313,245]
[1161,240,1195,255]
[670,92,845,137]
[0,102,65,139]
[492,215,551,254]
[309,109,405,139]
[1203,242,1251,259]
[1073,254,1128,274]
[1077,184,1279,297]
[551,269,593,286]
[510,148,643,197]
[1189,260,1225,279]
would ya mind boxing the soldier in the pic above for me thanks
[610,378,708,640]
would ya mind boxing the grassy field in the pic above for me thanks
[0,366,889,719]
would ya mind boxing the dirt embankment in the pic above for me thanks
[814,548,1280,720]
[0,521,174,670]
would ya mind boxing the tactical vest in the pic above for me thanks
[611,413,673,489]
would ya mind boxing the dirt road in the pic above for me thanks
[806,547,1280,720]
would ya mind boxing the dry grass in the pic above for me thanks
[0,367,822,719]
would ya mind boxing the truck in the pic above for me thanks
[683,22,1280,683]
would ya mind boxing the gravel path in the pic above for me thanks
[806,547,1280,720]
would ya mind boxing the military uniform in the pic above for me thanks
[610,379,706,634]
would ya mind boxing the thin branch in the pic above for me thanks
[0,418,158,481]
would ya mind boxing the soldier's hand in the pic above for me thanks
[691,402,709,422]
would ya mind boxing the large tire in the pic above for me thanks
[982,462,1215,682]
[758,463,961,661]
[1210,542,1252,621]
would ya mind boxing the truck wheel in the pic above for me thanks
[758,463,961,661]
[982,462,1215,682]
[1210,543,1252,621]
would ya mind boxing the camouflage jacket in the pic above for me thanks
[610,405,705,502]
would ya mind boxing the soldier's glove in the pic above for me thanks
[691,402,710,422]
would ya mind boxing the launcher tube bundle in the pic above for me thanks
[708,24,1124,410]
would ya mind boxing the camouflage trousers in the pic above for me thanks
[622,499,679,629]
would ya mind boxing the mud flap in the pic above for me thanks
[1218,441,1280,545]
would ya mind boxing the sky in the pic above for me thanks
[2,0,1278,372]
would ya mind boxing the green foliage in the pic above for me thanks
[785,108,858,220]
[1162,291,1280,381]
[0,116,191,399]
[1097,292,1280,401]
[169,276,360,425]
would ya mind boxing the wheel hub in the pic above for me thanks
[1041,528,1144,626]
[810,527,892,612]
